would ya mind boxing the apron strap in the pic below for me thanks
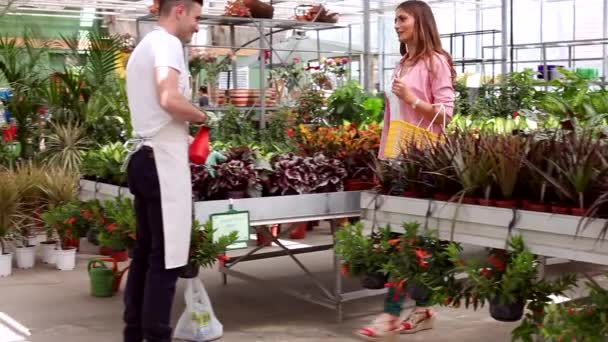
[121,137,152,173]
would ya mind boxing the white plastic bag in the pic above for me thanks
[173,278,223,341]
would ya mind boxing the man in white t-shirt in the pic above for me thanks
[123,1,206,341]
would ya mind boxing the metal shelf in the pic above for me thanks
[137,14,345,31]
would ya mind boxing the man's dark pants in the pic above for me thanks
[123,147,180,342]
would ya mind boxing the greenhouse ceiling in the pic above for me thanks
[0,0,512,22]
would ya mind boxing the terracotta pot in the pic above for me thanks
[100,246,112,256]
[402,191,421,198]
[523,203,550,212]
[109,250,128,262]
[477,199,495,206]
[570,207,587,216]
[63,237,80,251]
[243,0,274,18]
[344,178,375,191]
[551,206,571,215]
[256,225,279,247]
[225,190,247,199]
[462,197,477,205]
[433,193,451,201]
[288,222,308,239]
[495,200,518,209]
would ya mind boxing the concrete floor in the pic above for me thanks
[1,247,606,342]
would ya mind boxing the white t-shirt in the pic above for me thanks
[126,27,190,138]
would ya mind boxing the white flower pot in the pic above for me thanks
[55,248,77,271]
[15,246,36,269]
[40,242,58,264]
[0,253,12,277]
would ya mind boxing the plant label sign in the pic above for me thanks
[210,210,250,250]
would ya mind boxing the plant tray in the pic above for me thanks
[360,191,608,266]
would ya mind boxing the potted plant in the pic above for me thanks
[334,223,400,289]
[486,133,530,208]
[41,202,82,271]
[0,168,22,277]
[511,274,607,341]
[179,220,238,279]
[210,147,260,199]
[449,235,576,322]
[97,197,136,262]
[383,222,462,304]
[265,153,346,196]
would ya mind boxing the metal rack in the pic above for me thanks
[135,13,355,128]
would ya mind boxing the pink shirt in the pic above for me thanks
[379,53,455,159]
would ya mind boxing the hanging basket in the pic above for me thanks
[361,272,388,290]
[244,0,274,18]
[406,281,431,302]
[178,261,200,279]
[489,296,525,322]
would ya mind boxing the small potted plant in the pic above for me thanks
[334,223,400,289]
[0,169,22,277]
[383,222,462,304]
[450,235,576,322]
[512,274,607,341]
[210,148,260,199]
[179,220,238,279]
[97,197,136,262]
[41,202,83,271]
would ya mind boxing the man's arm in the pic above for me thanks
[155,66,207,124]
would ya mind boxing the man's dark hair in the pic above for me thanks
[159,0,203,16]
[199,86,207,93]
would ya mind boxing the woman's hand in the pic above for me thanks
[392,78,416,105]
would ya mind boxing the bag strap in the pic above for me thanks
[426,103,447,131]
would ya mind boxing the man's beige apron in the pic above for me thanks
[150,119,192,269]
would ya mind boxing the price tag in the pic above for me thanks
[210,210,250,250]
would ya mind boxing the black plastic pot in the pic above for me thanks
[178,262,200,279]
[489,297,525,322]
[361,272,388,290]
[406,281,431,302]
[87,229,99,245]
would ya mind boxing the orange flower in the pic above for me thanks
[106,224,118,232]
[64,217,76,225]
[387,238,401,246]
[81,209,92,220]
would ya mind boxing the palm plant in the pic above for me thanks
[0,30,49,159]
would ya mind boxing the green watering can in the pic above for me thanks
[88,258,129,297]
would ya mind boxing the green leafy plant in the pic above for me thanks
[327,80,368,125]
[41,201,88,250]
[188,219,238,268]
[97,197,136,251]
[383,222,462,306]
[448,235,576,313]
[334,222,400,278]
[43,120,91,173]
[81,142,128,186]
[514,274,608,342]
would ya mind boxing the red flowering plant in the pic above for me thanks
[41,201,90,250]
[96,197,136,252]
[382,221,462,305]
[511,274,608,342]
[224,0,251,17]
[448,235,576,316]
[334,222,402,283]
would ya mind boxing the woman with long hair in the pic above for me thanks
[356,1,455,339]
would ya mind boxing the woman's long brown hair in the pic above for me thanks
[397,0,456,82]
